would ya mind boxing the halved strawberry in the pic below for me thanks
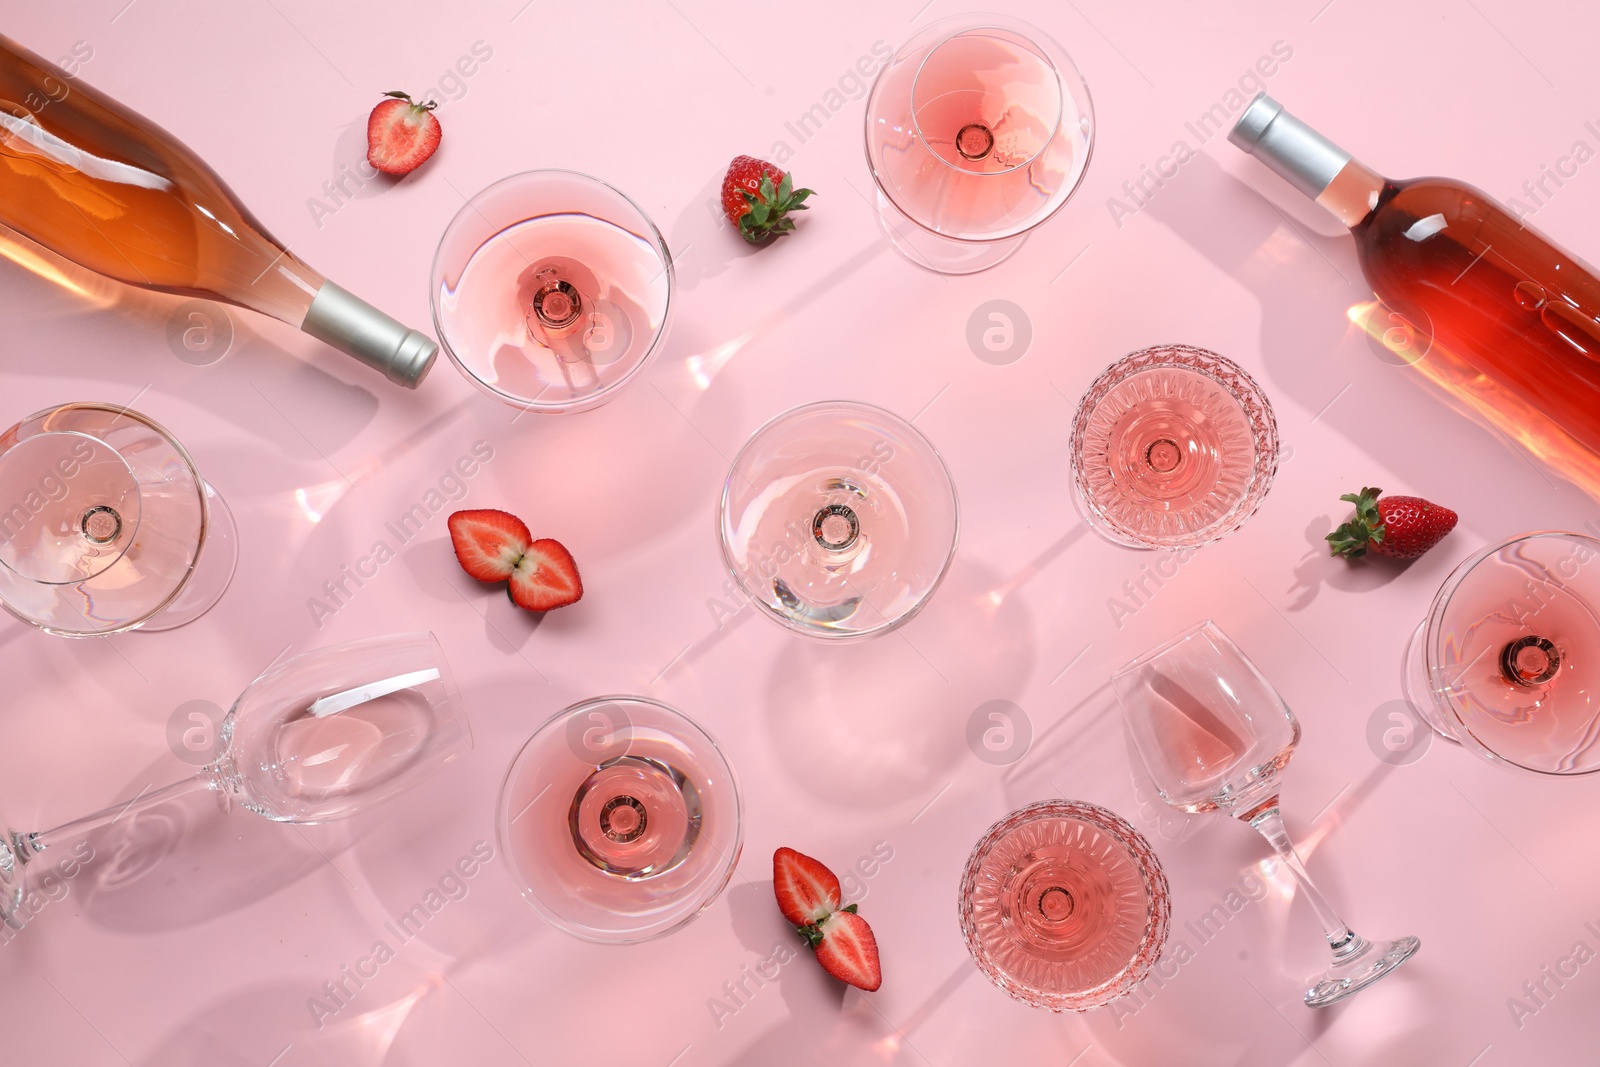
[812,910,882,992]
[773,847,841,926]
[508,538,583,612]
[367,91,442,176]
[448,509,531,582]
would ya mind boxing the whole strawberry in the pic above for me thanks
[720,156,815,243]
[1327,487,1457,560]
[367,91,442,176]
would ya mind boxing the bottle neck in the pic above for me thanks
[1315,159,1387,229]
[1228,92,1387,229]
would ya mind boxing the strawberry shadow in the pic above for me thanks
[1286,513,1410,610]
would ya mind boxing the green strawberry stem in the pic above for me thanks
[739,172,816,243]
[792,902,858,949]
[1326,486,1386,558]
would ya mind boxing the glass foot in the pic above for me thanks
[1401,619,1461,744]
[1304,933,1420,1008]
[873,189,1025,275]
[139,481,238,632]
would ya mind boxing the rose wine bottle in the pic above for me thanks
[0,34,435,387]
[1229,93,1600,470]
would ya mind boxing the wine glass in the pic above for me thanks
[1405,530,1600,774]
[1071,345,1279,549]
[1113,621,1420,1007]
[430,170,673,414]
[0,402,238,635]
[497,696,742,943]
[864,14,1094,274]
[718,400,959,640]
[959,799,1170,1011]
[0,631,468,928]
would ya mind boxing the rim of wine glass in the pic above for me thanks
[1069,344,1280,550]
[863,12,1096,243]
[715,399,961,642]
[957,798,1171,1012]
[1111,618,1221,683]
[1418,529,1600,776]
[0,402,209,637]
[495,694,744,944]
[427,168,675,415]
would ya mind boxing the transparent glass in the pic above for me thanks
[0,402,238,635]
[1114,621,1420,1007]
[1071,345,1279,549]
[497,696,742,943]
[1404,530,1600,775]
[430,169,673,414]
[718,401,959,640]
[864,13,1094,273]
[0,632,467,928]
[959,799,1170,1012]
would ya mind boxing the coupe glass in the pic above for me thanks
[864,13,1094,274]
[1071,345,1279,549]
[1114,621,1420,1007]
[497,696,742,943]
[0,632,467,928]
[1404,530,1600,774]
[430,169,673,413]
[0,402,237,635]
[718,400,959,640]
[959,799,1170,1011]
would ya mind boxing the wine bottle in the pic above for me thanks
[1229,93,1600,474]
[0,34,435,387]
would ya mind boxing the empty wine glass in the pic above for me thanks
[0,631,467,928]
[959,799,1171,1011]
[864,13,1094,274]
[1071,345,1279,548]
[1114,621,1420,1007]
[718,400,959,639]
[1405,530,1600,775]
[497,696,742,943]
[430,170,673,414]
[0,402,238,635]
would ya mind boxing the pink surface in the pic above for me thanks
[4,1,1600,1064]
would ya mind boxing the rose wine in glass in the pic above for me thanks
[1115,621,1420,1007]
[0,35,436,387]
[959,800,1170,1012]
[1071,345,1279,548]
[497,696,741,943]
[431,170,672,413]
[1406,530,1600,775]
[718,401,959,639]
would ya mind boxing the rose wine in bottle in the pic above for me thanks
[1229,94,1600,473]
[0,34,435,387]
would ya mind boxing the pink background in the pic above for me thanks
[5,1,1600,1064]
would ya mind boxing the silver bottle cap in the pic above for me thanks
[1228,92,1351,199]
[301,281,438,389]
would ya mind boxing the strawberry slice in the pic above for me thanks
[367,91,442,176]
[773,847,842,926]
[812,910,882,992]
[508,538,583,612]
[448,509,530,582]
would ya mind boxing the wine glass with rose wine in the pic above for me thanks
[1114,621,1419,1006]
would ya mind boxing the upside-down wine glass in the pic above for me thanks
[864,13,1095,274]
[0,402,238,635]
[0,632,468,929]
[1114,621,1420,1007]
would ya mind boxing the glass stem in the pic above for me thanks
[1247,803,1366,960]
[21,771,214,859]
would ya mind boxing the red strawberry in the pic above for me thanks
[720,155,815,243]
[367,91,442,176]
[1327,487,1458,560]
[447,509,583,612]
[811,910,882,992]
[773,847,841,926]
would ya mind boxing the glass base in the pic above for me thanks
[873,189,1025,275]
[1305,933,1421,1008]
[139,481,238,632]
[1401,619,1461,744]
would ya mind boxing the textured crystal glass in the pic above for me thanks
[430,170,673,413]
[1405,530,1600,775]
[959,799,1170,1012]
[1071,345,1279,549]
[498,696,742,943]
[0,402,237,635]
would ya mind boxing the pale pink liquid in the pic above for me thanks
[567,756,699,878]
[270,692,431,802]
